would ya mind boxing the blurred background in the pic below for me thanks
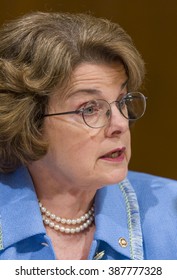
[1,0,177,179]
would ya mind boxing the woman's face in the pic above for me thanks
[42,63,131,190]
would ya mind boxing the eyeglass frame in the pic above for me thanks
[43,92,147,128]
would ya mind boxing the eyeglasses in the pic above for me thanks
[43,92,147,128]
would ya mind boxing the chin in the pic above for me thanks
[100,167,128,187]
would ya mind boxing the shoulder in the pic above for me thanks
[127,171,177,259]
[0,166,36,207]
[127,170,177,195]
[128,170,177,185]
[127,170,177,213]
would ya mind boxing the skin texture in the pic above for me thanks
[27,62,131,259]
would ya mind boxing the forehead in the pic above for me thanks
[64,62,127,98]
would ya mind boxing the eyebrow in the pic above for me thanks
[67,79,128,98]
[68,88,102,97]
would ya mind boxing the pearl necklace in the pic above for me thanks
[39,201,94,234]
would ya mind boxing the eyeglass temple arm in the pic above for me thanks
[43,110,82,117]
[124,95,147,100]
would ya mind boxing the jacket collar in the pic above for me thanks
[0,166,45,249]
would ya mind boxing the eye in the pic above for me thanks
[83,100,100,115]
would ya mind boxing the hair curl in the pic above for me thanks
[0,12,145,173]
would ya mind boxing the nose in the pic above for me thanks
[104,103,129,137]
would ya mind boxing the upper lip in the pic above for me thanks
[100,147,126,158]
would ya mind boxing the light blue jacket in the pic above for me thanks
[0,166,177,260]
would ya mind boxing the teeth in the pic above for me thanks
[110,152,119,158]
[102,149,124,159]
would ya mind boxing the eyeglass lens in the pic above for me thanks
[82,92,146,128]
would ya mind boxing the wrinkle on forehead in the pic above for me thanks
[66,62,127,97]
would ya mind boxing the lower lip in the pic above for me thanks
[100,152,125,163]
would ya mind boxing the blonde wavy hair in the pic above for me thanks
[0,12,145,173]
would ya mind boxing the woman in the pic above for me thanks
[0,12,177,260]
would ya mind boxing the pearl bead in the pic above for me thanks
[46,211,51,217]
[65,228,71,234]
[85,213,89,219]
[55,216,61,222]
[81,216,85,222]
[71,219,77,225]
[83,222,88,229]
[75,227,80,233]
[49,222,54,228]
[76,218,81,224]
[60,227,65,232]
[44,218,49,225]
[50,214,56,220]
[80,225,84,231]
[41,207,46,213]
[54,224,60,230]
[61,218,66,224]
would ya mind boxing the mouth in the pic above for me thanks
[100,147,126,162]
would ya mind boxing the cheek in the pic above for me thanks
[44,119,97,164]
[65,135,97,166]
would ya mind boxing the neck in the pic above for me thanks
[39,191,95,220]
[27,163,96,219]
